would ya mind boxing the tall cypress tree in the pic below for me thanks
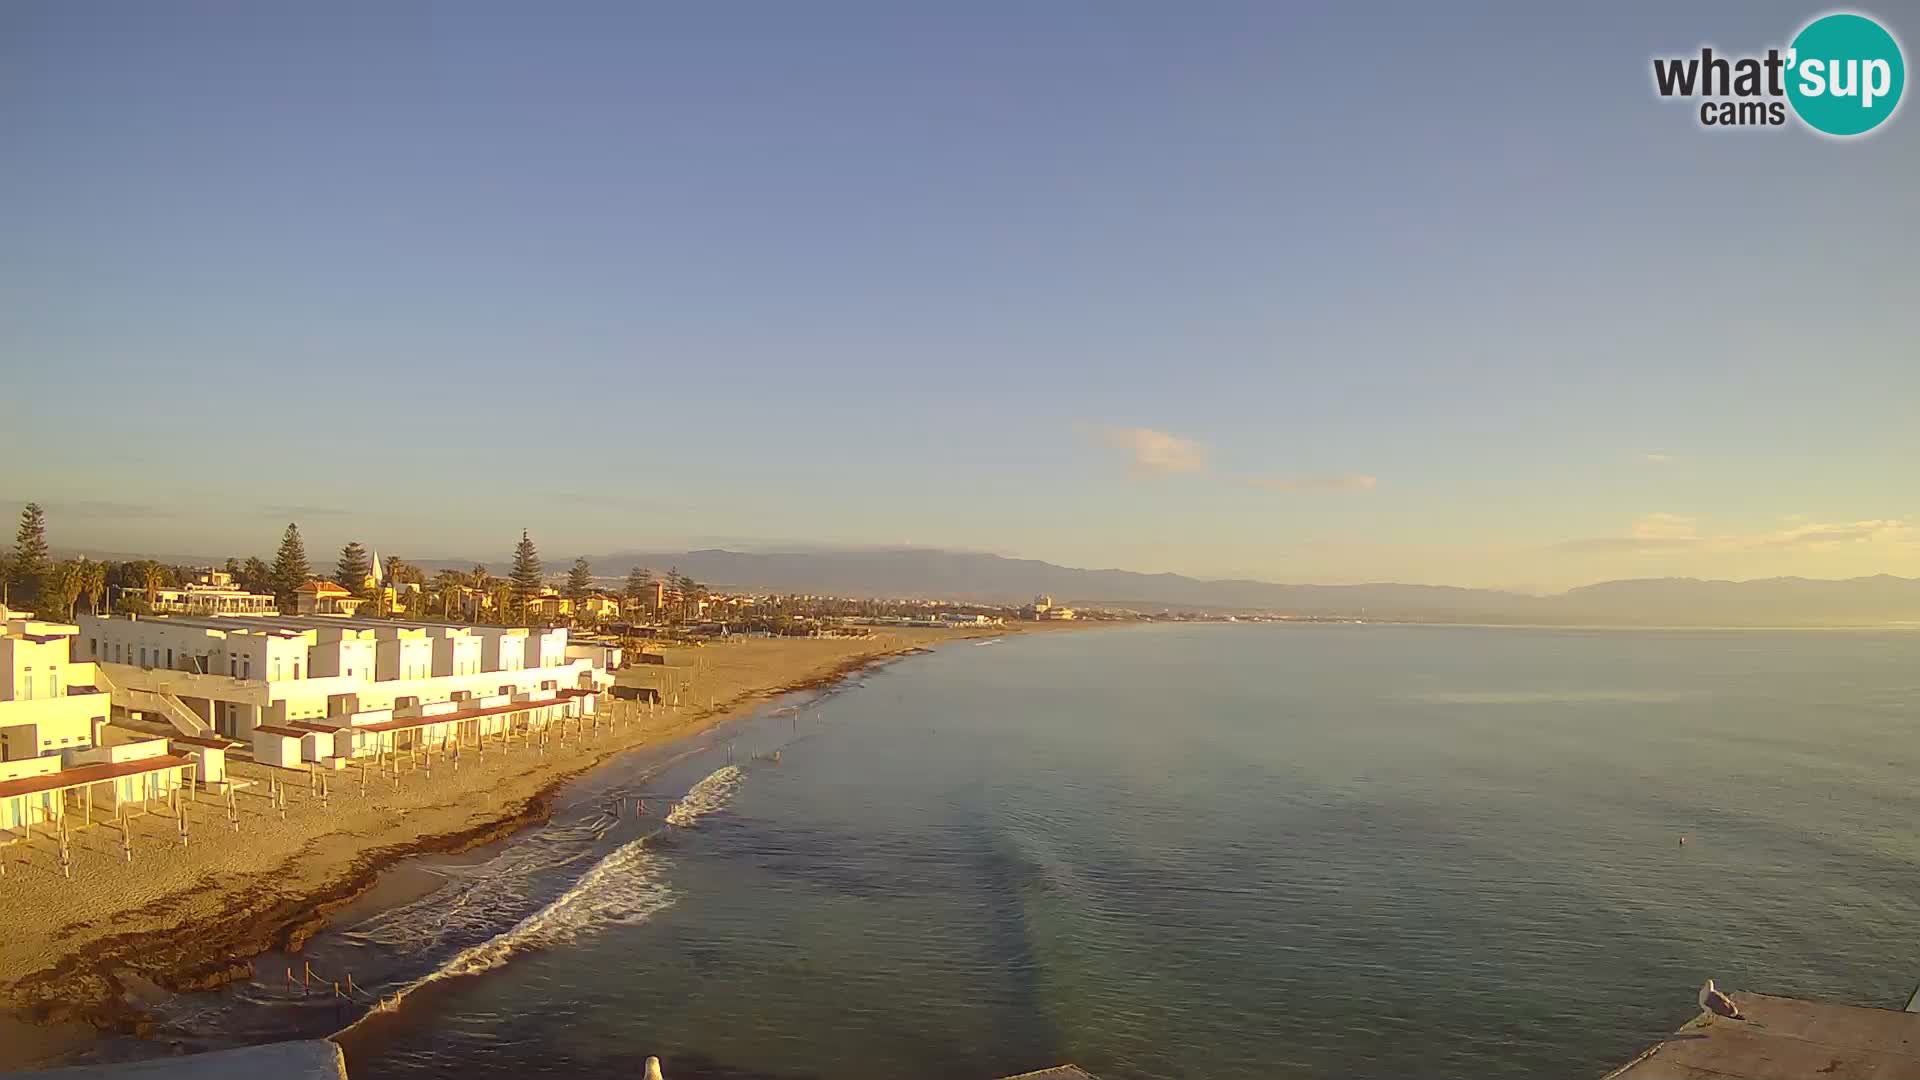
[336,541,372,595]
[270,523,311,613]
[510,530,543,617]
[566,556,594,601]
[9,503,51,610]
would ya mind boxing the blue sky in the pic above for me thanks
[2,2,1915,590]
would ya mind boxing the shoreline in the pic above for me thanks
[0,626,1088,1068]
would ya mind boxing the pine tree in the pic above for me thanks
[336,541,372,596]
[566,556,594,601]
[509,530,543,618]
[270,523,311,613]
[9,502,51,611]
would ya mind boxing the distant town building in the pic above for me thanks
[575,594,621,621]
[1024,594,1075,620]
[525,589,575,619]
[295,580,367,616]
[149,576,277,617]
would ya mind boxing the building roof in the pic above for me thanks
[0,753,193,801]
[297,580,350,596]
[170,734,236,749]
[357,688,591,735]
[252,725,308,738]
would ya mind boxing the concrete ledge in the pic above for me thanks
[1604,992,1920,1079]
[0,1040,346,1080]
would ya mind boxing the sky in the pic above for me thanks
[2,2,1915,592]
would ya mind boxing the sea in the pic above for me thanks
[135,623,1920,1079]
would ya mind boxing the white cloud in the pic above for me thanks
[1631,512,1699,541]
[1247,473,1380,493]
[1091,426,1207,477]
[1642,452,1673,464]
[1558,513,1915,554]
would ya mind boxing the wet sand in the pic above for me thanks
[0,626,1070,1067]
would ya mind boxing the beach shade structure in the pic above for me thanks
[0,752,195,842]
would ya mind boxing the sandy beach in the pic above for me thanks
[0,625,1069,1068]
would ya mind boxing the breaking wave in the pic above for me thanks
[341,836,674,1031]
[666,764,743,828]
[341,764,747,1032]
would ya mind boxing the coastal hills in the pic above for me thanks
[582,548,1920,628]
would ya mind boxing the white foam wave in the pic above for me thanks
[345,827,601,951]
[666,765,743,828]
[342,835,674,1030]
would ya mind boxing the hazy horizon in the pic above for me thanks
[4,2,1915,591]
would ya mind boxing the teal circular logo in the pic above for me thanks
[1787,13,1905,136]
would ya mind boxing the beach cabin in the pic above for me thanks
[252,725,305,769]
[0,755,64,833]
[168,734,231,788]
[565,642,623,672]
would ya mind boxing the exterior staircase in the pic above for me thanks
[93,666,211,737]
[149,690,212,737]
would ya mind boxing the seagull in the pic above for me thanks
[1699,979,1745,1020]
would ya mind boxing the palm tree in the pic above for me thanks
[141,561,166,606]
[48,559,87,621]
[430,569,466,620]
[81,559,107,615]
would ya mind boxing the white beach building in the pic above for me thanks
[74,613,613,766]
[0,605,110,762]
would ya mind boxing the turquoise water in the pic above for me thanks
[181,624,1920,1077]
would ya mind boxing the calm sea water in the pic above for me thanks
[159,624,1920,1079]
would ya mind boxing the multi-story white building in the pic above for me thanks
[0,605,110,762]
[146,577,278,617]
[75,613,610,744]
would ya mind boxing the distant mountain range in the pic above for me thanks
[74,540,1919,627]
[551,548,1920,627]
